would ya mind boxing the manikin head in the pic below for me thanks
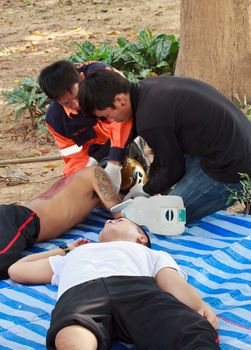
[99,218,151,248]
[38,60,85,111]
[78,69,133,122]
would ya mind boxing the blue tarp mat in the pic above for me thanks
[0,210,250,350]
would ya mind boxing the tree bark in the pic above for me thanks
[175,0,251,101]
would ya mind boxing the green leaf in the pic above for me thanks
[127,50,147,68]
[155,61,169,68]
[138,69,152,78]
[15,108,25,120]
[13,103,26,111]
[117,37,129,48]
[139,30,153,47]
[126,71,139,83]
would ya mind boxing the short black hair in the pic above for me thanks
[38,60,79,100]
[137,225,151,248]
[78,69,131,117]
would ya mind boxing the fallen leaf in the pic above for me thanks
[73,27,82,32]
[43,163,58,169]
[38,147,50,155]
[31,150,42,156]
[5,166,29,185]
[30,30,47,36]
[107,30,120,35]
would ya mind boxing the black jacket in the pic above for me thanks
[130,76,251,195]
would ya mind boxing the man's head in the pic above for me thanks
[38,60,84,110]
[78,69,132,122]
[99,218,151,248]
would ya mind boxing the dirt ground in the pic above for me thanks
[0,0,249,214]
[0,0,181,204]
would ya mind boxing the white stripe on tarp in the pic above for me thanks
[204,218,251,236]
[219,338,251,350]
[0,322,46,345]
[0,335,35,350]
[186,225,248,240]
[2,289,54,311]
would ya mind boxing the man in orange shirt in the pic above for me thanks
[38,60,133,192]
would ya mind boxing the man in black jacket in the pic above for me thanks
[78,70,251,223]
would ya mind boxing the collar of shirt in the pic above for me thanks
[129,82,140,121]
[63,106,80,119]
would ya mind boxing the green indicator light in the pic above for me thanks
[179,209,186,222]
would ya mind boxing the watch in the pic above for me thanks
[59,244,71,255]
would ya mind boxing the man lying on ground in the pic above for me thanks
[0,165,121,279]
[9,217,220,350]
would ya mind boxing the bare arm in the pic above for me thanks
[8,251,56,285]
[8,239,89,285]
[156,267,218,329]
[91,166,123,218]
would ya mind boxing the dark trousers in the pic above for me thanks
[168,156,242,224]
[47,276,220,350]
[0,204,39,280]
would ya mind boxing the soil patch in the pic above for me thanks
[0,0,180,204]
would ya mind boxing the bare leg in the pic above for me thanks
[55,325,98,350]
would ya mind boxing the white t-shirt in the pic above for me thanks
[49,241,187,300]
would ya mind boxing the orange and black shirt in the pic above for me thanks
[46,61,133,175]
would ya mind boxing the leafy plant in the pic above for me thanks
[227,173,251,215]
[69,29,179,82]
[2,77,49,130]
[234,94,251,122]
[2,30,179,131]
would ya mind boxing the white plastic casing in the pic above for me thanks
[121,195,186,236]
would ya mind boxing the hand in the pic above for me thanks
[197,302,218,329]
[68,238,91,251]
[104,162,122,193]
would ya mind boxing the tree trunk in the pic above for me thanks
[175,0,251,102]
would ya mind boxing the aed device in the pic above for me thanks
[110,195,186,236]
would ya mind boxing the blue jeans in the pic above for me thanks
[168,157,242,224]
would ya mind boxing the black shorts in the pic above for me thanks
[0,204,40,280]
[47,276,220,350]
